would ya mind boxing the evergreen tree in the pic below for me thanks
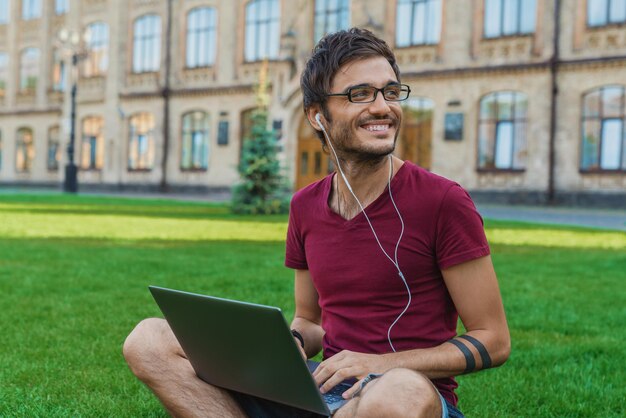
[231,62,289,214]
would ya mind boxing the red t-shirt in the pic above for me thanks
[285,161,490,406]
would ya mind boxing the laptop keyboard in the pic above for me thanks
[323,383,351,405]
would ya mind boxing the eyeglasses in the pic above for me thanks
[326,84,411,103]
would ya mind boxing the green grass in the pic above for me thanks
[0,194,624,417]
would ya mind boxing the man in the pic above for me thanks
[123,28,510,418]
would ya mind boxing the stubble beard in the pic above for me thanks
[327,118,400,165]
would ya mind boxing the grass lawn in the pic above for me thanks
[0,193,624,417]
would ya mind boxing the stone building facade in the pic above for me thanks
[0,0,624,206]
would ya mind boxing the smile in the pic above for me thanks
[364,124,389,132]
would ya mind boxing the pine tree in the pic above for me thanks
[231,61,289,214]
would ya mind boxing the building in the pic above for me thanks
[0,0,624,206]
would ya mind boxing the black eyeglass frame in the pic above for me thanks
[325,84,412,103]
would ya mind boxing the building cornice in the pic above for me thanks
[119,84,256,100]
[403,55,626,79]
[0,107,62,116]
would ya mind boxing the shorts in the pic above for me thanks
[231,389,465,418]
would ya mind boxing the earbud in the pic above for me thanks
[315,113,323,129]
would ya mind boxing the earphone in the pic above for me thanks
[314,113,411,353]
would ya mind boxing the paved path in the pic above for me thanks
[2,187,624,232]
[476,204,626,232]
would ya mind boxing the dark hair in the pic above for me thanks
[300,28,401,141]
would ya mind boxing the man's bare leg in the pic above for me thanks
[123,318,247,418]
[334,368,442,418]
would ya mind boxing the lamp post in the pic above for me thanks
[57,28,89,193]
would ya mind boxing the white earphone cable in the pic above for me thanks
[315,114,411,352]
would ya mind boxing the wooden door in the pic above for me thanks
[295,118,333,190]
[399,104,433,170]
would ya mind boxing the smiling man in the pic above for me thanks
[122,28,510,418]
[285,28,510,417]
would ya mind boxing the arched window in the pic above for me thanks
[0,52,7,97]
[396,0,441,47]
[55,0,69,15]
[588,0,626,27]
[48,126,61,171]
[133,15,161,73]
[478,91,528,170]
[244,0,280,62]
[52,49,66,92]
[484,0,536,38]
[314,0,350,41]
[20,48,40,92]
[0,0,9,24]
[16,128,34,173]
[81,116,104,170]
[129,113,155,170]
[186,7,217,68]
[581,85,626,171]
[181,111,210,170]
[401,97,434,170]
[84,22,109,77]
[22,0,40,20]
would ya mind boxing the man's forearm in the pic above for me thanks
[290,316,324,359]
[380,330,510,379]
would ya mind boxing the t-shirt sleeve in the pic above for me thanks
[285,199,308,270]
[435,184,490,270]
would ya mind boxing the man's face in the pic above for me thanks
[323,56,402,162]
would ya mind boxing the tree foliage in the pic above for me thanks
[231,62,289,214]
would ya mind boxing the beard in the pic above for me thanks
[326,116,400,164]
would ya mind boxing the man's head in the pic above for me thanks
[301,28,404,159]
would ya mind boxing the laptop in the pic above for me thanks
[149,285,351,416]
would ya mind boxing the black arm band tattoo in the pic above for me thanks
[291,329,305,349]
[458,335,492,369]
[447,339,475,373]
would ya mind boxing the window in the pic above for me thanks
[0,52,7,97]
[244,0,280,62]
[401,97,434,170]
[478,91,528,170]
[133,15,161,73]
[16,128,34,173]
[52,49,66,92]
[581,86,626,171]
[186,7,217,68]
[55,0,69,15]
[20,48,40,92]
[484,0,536,38]
[0,0,9,24]
[22,0,41,20]
[588,0,626,27]
[84,22,109,77]
[48,126,61,171]
[314,0,350,41]
[129,113,155,170]
[181,111,210,170]
[81,116,104,170]
[396,0,441,47]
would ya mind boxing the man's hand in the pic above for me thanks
[312,350,391,398]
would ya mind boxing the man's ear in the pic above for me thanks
[306,107,323,132]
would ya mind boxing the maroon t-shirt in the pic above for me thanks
[285,161,490,406]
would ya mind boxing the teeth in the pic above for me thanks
[365,125,388,131]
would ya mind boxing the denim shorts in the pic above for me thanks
[231,389,465,417]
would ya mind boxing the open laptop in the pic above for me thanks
[149,285,351,416]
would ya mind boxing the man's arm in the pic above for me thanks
[313,255,511,396]
[290,269,325,359]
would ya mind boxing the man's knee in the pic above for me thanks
[355,368,441,418]
[123,317,171,380]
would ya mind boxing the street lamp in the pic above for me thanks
[57,28,90,193]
